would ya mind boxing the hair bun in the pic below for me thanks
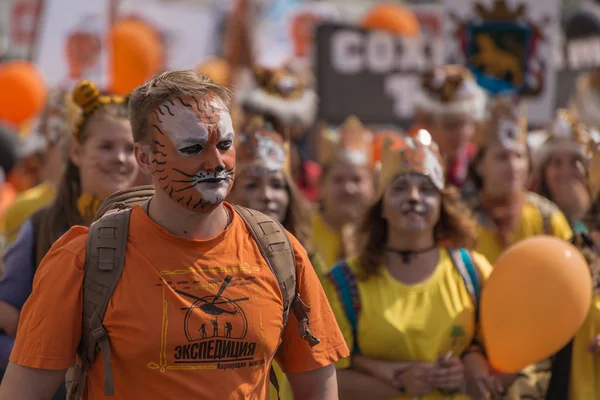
[72,80,100,113]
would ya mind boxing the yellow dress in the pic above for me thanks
[0,183,55,245]
[569,292,600,399]
[475,192,573,264]
[323,250,493,400]
[311,212,343,272]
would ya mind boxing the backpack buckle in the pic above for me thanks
[91,325,109,342]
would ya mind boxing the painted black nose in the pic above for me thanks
[215,165,225,173]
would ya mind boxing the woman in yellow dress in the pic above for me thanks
[467,98,573,265]
[466,98,573,400]
[312,116,376,270]
[530,109,597,234]
[323,130,505,400]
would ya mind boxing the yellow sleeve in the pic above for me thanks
[308,252,328,278]
[472,251,493,280]
[550,210,573,241]
[471,251,493,345]
[321,274,354,369]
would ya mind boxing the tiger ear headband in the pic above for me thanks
[236,115,291,175]
[71,80,129,140]
[379,129,445,192]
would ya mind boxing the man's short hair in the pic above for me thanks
[128,70,233,143]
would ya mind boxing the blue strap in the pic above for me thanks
[459,248,480,303]
[328,262,361,354]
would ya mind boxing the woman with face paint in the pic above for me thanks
[412,65,487,190]
[227,116,319,267]
[467,98,573,400]
[531,109,598,233]
[313,116,377,271]
[0,80,137,399]
[322,130,508,400]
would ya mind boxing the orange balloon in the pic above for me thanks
[360,3,421,37]
[481,236,592,372]
[108,19,163,95]
[195,57,231,86]
[0,61,47,126]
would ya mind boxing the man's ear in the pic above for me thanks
[69,140,83,168]
[134,142,154,176]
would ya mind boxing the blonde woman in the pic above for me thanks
[0,80,137,399]
[312,116,376,270]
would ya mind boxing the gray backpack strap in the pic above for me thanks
[65,208,133,399]
[232,205,321,399]
[94,185,155,222]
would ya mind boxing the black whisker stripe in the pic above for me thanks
[153,110,163,123]
[152,124,165,135]
[174,183,198,192]
[177,196,185,202]
[153,140,165,148]
[192,199,204,209]
[152,159,166,165]
[179,97,192,108]
[167,98,175,106]
[172,168,196,178]
[157,107,165,116]
[193,97,201,113]
[169,187,174,196]
[153,150,167,157]
[155,168,165,172]
[162,184,170,192]
[163,104,175,116]
[158,175,168,181]
[186,197,192,207]
[172,178,195,183]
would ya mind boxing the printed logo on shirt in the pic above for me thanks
[147,264,268,372]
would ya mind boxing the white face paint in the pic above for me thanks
[151,96,237,213]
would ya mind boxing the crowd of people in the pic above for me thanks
[0,4,597,400]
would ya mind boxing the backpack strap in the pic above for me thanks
[448,248,481,320]
[232,205,320,400]
[65,208,133,399]
[328,261,361,354]
[94,185,155,222]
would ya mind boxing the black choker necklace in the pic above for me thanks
[385,246,437,263]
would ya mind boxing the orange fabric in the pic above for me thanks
[11,203,349,399]
[0,183,17,220]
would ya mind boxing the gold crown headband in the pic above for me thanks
[379,129,445,191]
[72,80,128,140]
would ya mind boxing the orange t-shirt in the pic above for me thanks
[11,203,349,399]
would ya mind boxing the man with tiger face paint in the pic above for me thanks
[150,94,236,213]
